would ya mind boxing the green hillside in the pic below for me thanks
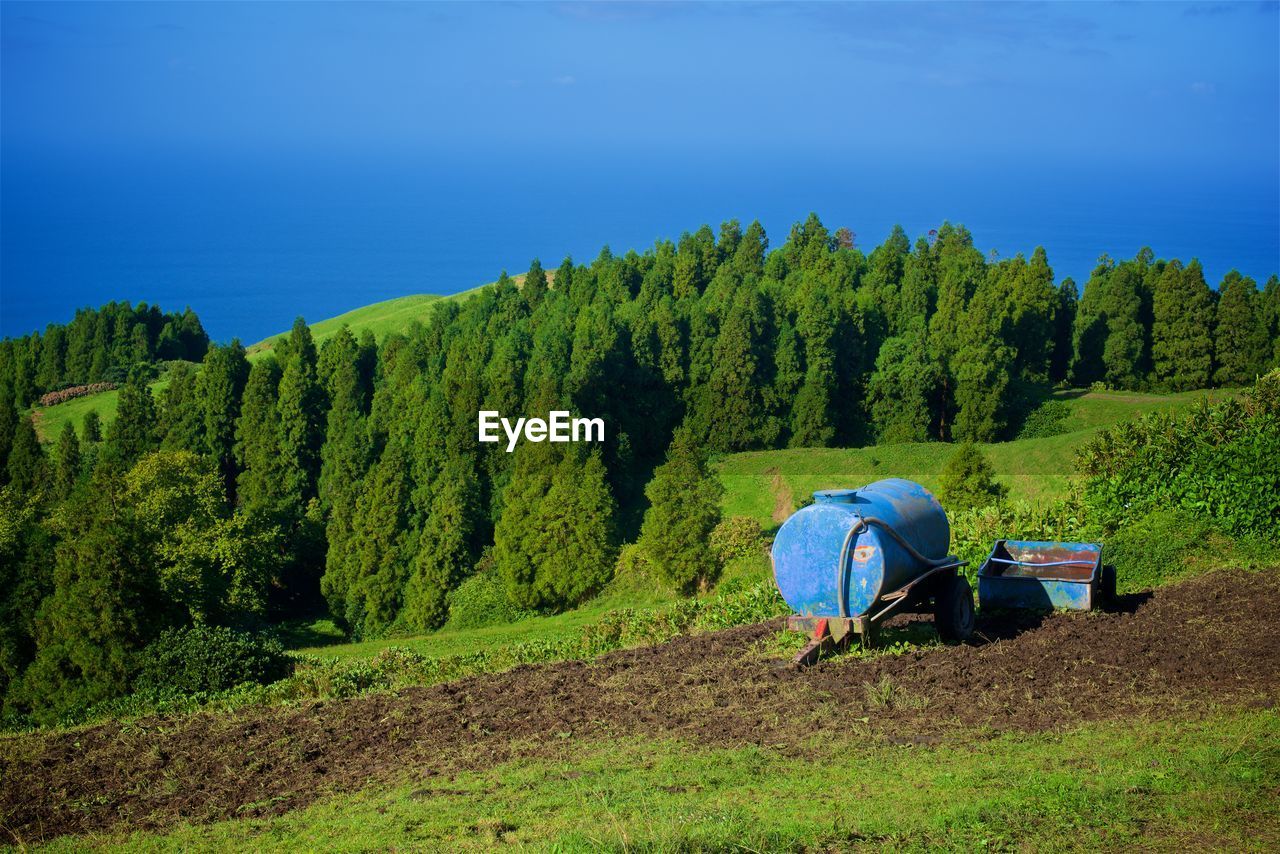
[246,272,548,356]
[716,387,1235,528]
[29,378,170,443]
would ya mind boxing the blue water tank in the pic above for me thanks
[771,478,951,618]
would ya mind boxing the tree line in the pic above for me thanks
[1,215,1277,724]
[0,301,210,407]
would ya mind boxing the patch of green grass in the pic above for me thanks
[64,708,1280,851]
[29,378,169,443]
[718,387,1232,528]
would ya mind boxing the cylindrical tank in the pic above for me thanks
[771,478,950,618]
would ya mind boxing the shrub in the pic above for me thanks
[709,516,765,565]
[135,625,292,695]
[1104,509,1212,593]
[1078,370,1280,537]
[1017,399,1070,439]
[37,383,117,408]
[938,442,1006,510]
[444,558,533,631]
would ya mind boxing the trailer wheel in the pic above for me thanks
[935,575,975,642]
[1100,564,1117,605]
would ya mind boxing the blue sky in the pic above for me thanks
[4,1,1277,169]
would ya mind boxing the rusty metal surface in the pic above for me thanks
[977,539,1104,611]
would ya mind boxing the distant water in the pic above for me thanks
[3,150,1277,343]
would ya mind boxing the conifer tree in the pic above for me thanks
[235,358,288,518]
[344,442,413,636]
[637,429,722,592]
[951,333,1014,442]
[0,391,17,484]
[8,416,46,494]
[1213,272,1267,386]
[1265,275,1280,369]
[1071,258,1110,385]
[1152,259,1215,390]
[402,458,480,631]
[54,422,81,499]
[523,258,549,308]
[81,409,102,444]
[276,318,325,506]
[157,362,204,452]
[197,342,250,494]
[938,442,1005,508]
[1099,261,1147,390]
[318,330,372,616]
[866,319,940,443]
[699,289,767,452]
[106,376,157,466]
[1050,278,1077,383]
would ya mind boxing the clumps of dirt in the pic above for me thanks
[3,568,1278,845]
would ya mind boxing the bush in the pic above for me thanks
[1078,370,1280,537]
[444,555,533,631]
[1017,399,1070,439]
[1104,509,1212,593]
[37,382,117,408]
[938,442,1007,510]
[709,516,765,565]
[135,625,292,695]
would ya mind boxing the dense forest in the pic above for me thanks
[2,215,1278,725]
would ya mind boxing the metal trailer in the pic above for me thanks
[976,539,1115,611]
[771,479,974,666]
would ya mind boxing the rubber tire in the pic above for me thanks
[935,575,976,642]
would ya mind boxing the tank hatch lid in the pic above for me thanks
[813,489,858,504]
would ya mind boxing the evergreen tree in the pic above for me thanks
[8,416,46,494]
[106,375,158,466]
[401,458,480,631]
[523,258,549,307]
[0,391,17,484]
[1050,278,1077,383]
[157,361,204,452]
[1213,271,1268,386]
[637,429,722,592]
[1099,260,1147,390]
[951,332,1014,442]
[318,330,372,618]
[938,442,1006,508]
[235,359,288,518]
[1152,259,1215,390]
[54,422,81,499]
[866,319,940,443]
[1071,258,1110,385]
[18,471,166,724]
[198,340,251,498]
[1265,275,1280,369]
[82,409,102,444]
[344,442,413,637]
[276,319,326,506]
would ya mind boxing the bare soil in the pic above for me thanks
[3,568,1278,845]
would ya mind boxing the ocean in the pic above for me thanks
[2,149,1277,344]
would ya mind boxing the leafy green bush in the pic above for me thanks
[709,516,765,565]
[938,442,1007,510]
[1078,370,1280,537]
[444,557,533,631]
[1017,399,1070,439]
[949,498,1086,580]
[1104,509,1212,593]
[135,625,292,695]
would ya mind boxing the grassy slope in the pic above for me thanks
[29,378,170,443]
[718,388,1234,527]
[56,709,1279,851]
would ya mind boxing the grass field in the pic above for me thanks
[40,708,1278,851]
[246,271,547,356]
[28,378,170,443]
[717,387,1234,527]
